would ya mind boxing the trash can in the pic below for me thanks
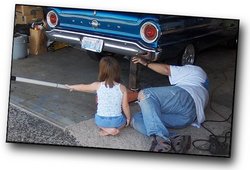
[13,34,28,60]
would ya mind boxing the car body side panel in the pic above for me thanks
[156,16,238,61]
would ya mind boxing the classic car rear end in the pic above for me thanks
[46,8,162,61]
[45,7,238,65]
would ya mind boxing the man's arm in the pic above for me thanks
[132,55,171,76]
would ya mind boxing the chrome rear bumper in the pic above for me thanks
[46,29,161,61]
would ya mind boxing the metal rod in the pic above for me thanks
[11,76,68,90]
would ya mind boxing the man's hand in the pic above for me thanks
[133,53,171,76]
[132,52,152,66]
[132,56,147,66]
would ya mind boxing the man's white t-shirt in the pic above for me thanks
[169,65,209,127]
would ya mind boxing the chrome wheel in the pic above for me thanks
[181,44,195,65]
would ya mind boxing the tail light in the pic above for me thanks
[140,22,159,43]
[46,11,58,28]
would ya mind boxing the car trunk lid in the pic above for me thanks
[56,9,143,40]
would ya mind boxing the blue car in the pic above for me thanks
[45,7,239,88]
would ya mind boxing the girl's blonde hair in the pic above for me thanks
[98,56,120,88]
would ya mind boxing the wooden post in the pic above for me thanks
[128,58,139,90]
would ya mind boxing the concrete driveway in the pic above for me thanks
[9,45,237,156]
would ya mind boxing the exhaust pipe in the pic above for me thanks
[11,76,68,90]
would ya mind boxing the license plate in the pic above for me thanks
[81,37,103,53]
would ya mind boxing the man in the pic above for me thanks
[131,54,209,153]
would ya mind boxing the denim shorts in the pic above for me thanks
[95,114,126,128]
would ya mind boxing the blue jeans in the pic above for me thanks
[95,114,126,129]
[131,86,196,140]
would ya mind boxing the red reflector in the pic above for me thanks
[144,24,157,40]
[50,13,57,24]
[47,11,58,28]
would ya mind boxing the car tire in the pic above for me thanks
[179,44,196,65]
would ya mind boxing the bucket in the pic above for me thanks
[13,34,28,60]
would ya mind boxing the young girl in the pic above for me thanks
[66,57,130,136]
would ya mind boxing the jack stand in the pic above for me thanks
[128,58,139,91]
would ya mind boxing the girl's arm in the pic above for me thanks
[120,85,131,126]
[66,82,100,93]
